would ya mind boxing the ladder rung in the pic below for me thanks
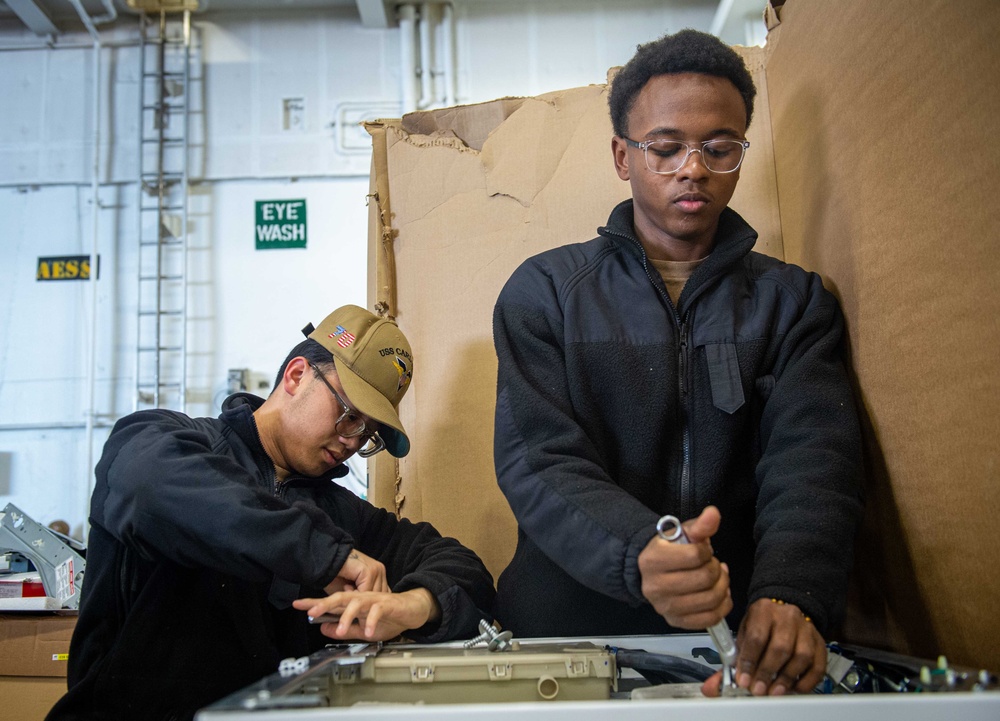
[138,275,184,281]
[138,345,183,352]
[139,240,185,247]
[138,310,184,316]
[143,71,187,78]
[137,382,182,389]
[143,37,189,46]
[139,205,184,213]
[139,198,184,205]
[142,138,185,144]
[147,34,190,43]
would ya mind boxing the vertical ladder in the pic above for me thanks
[134,9,191,412]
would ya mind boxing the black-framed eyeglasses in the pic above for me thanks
[308,362,386,458]
[623,137,750,175]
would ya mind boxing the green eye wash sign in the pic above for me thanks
[256,199,306,249]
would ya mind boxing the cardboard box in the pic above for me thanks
[365,0,1000,674]
[0,613,76,677]
[0,613,76,720]
[0,676,68,721]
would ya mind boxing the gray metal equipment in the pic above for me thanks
[0,503,86,610]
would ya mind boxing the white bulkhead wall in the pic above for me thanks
[0,1,720,535]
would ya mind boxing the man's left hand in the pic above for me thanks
[293,588,440,642]
[325,549,389,595]
[701,597,826,697]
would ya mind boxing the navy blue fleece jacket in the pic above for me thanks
[50,393,494,721]
[493,199,863,638]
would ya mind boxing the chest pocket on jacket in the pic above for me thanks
[704,342,745,414]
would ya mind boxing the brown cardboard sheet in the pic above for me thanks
[763,0,1000,670]
[366,0,999,672]
[0,613,75,677]
[0,676,67,720]
[0,614,74,719]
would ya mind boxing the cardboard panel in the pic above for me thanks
[0,676,67,720]
[0,613,75,677]
[764,0,1000,669]
[365,53,778,581]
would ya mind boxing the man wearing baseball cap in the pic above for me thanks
[50,305,495,721]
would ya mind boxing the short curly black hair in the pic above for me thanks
[608,29,756,138]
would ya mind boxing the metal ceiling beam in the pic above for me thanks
[355,0,395,28]
[5,0,59,35]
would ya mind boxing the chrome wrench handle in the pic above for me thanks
[656,514,739,685]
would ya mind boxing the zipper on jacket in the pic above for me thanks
[604,226,694,518]
[266,461,284,498]
[678,319,693,518]
[244,409,284,498]
[603,227,682,320]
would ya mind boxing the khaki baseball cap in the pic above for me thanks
[306,305,413,458]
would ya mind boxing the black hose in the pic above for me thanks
[611,647,716,685]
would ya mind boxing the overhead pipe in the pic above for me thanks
[441,2,456,106]
[400,3,458,112]
[417,3,434,109]
[0,37,138,52]
[398,4,419,114]
[67,0,118,29]
[63,0,109,528]
[84,39,101,530]
[0,421,116,432]
[91,0,118,26]
[64,0,115,41]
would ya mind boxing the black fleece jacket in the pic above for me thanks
[493,199,863,638]
[48,393,494,721]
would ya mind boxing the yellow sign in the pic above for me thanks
[36,255,99,281]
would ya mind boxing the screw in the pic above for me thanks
[464,619,514,651]
[463,619,495,648]
[488,630,514,652]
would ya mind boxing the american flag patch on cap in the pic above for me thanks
[336,331,356,348]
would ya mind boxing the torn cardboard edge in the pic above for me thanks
[367,81,611,156]
[765,0,785,31]
[364,97,528,156]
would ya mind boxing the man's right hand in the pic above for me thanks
[293,588,440,642]
[324,549,389,595]
[637,505,732,629]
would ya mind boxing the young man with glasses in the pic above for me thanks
[492,30,863,697]
[49,305,494,721]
